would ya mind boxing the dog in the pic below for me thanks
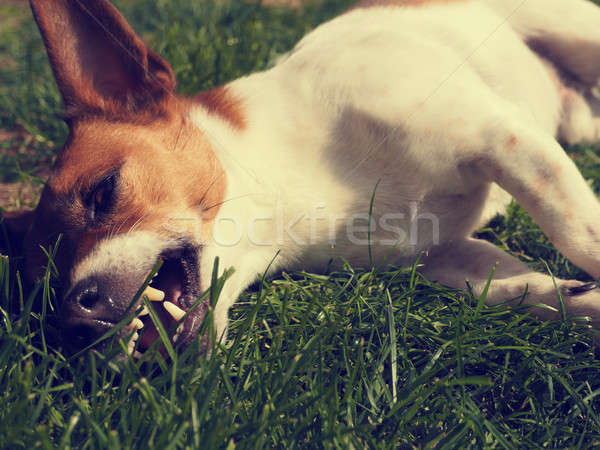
[16,0,600,355]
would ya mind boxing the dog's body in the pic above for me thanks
[23,0,600,353]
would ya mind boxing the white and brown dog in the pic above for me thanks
[17,0,600,354]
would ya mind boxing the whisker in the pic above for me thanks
[127,211,151,235]
[172,119,184,153]
[198,171,225,207]
[202,194,255,212]
[127,216,145,235]
[113,213,134,237]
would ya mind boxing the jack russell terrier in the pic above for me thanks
[14,0,600,355]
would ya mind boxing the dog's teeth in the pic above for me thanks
[143,286,165,301]
[127,331,138,346]
[172,324,184,343]
[131,318,144,330]
[163,301,186,321]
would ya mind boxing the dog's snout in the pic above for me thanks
[62,277,117,349]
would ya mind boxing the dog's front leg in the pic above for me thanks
[200,245,281,342]
[424,102,600,325]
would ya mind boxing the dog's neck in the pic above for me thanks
[188,73,359,271]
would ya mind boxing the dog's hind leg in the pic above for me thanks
[421,238,600,327]
[484,0,600,88]
[556,86,600,145]
[483,0,600,145]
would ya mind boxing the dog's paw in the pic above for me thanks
[567,282,599,296]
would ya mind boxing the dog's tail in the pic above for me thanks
[483,0,600,87]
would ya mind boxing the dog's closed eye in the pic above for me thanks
[84,171,120,224]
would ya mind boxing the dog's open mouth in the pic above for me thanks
[124,244,205,357]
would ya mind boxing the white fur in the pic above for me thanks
[71,231,175,286]
[75,0,600,338]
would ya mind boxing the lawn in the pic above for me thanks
[2,0,600,448]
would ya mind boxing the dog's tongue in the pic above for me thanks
[138,319,161,350]
[157,261,184,304]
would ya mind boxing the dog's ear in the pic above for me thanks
[0,209,35,258]
[29,0,176,116]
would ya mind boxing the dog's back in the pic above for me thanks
[206,0,563,267]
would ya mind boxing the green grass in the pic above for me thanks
[2,0,600,448]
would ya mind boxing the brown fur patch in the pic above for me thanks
[535,162,562,184]
[194,86,247,130]
[26,99,227,279]
[587,225,600,242]
[351,0,466,10]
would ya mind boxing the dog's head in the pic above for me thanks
[21,0,230,355]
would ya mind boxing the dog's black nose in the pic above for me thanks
[62,277,116,349]
[69,278,100,311]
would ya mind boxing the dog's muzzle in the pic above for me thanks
[62,243,207,356]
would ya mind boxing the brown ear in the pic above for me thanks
[30,0,176,116]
